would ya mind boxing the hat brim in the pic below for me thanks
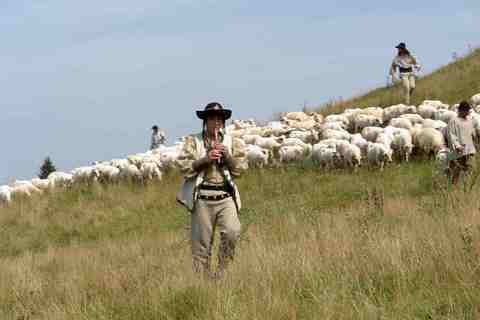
[196,109,232,120]
[395,45,406,49]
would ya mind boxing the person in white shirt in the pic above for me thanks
[446,101,477,185]
[150,125,166,150]
[389,42,421,105]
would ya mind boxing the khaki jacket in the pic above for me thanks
[176,132,248,212]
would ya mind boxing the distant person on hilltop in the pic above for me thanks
[176,102,248,279]
[150,125,166,150]
[446,101,477,185]
[389,42,421,105]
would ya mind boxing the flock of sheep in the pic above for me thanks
[1,93,480,205]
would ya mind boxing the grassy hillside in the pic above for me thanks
[2,49,480,319]
[317,48,480,115]
[2,160,480,319]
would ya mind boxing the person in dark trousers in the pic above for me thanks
[446,101,477,185]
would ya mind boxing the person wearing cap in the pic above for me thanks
[176,102,248,277]
[150,125,166,150]
[446,101,477,185]
[389,42,421,105]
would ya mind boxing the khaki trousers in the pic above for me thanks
[400,72,416,104]
[191,194,241,273]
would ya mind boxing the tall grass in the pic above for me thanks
[2,158,480,319]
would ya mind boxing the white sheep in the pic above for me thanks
[471,93,480,107]
[0,185,12,203]
[10,182,42,197]
[282,111,310,122]
[140,162,163,181]
[95,165,120,183]
[422,119,447,131]
[422,100,449,109]
[31,178,51,190]
[353,114,382,133]
[418,104,437,119]
[246,145,270,168]
[279,145,307,163]
[361,127,384,142]
[400,113,424,125]
[312,143,339,168]
[282,138,312,154]
[322,129,351,141]
[367,142,393,170]
[324,114,350,128]
[383,104,417,123]
[389,117,413,131]
[350,133,369,154]
[391,128,414,162]
[339,143,362,168]
[288,130,318,144]
[47,172,73,188]
[72,166,100,185]
[415,128,445,156]
[254,136,283,151]
[119,164,143,182]
[320,121,347,132]
[435,109,456,124]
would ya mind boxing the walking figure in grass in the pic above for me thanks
[446,101,477,185]
[389,42,421,105]
[177,102,248,278]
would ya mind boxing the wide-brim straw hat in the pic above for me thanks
[196,102,232,120]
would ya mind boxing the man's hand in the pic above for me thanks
[207,148,223,162]
[456,145,465,153]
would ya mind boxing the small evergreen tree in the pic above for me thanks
[39,157,57,179]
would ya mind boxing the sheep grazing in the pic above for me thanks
[422,119,447,131]
[389,117,413,131]
[72,166,100,185]
[353,114,382,133]
[383,104,417,123]
[282,111,310,122]
[435,109,456,124]
[361,127,384,142]
[31,178,51,190]
[95,164,121,183]
[415,128,445,156]
[0,185,12,203]
[400,113,424,125]
[288,130,318,144]
[47,172,73,188]
[246,145,270,168]
[324,114,350,128]
[140,162,163,181]
[279,145,307,163]
[312,143,339,168]
[10,181,42,197]
[321,129,351,141]
[367,142,393,170]
[390,128,414,162]
[471,93,480,107]
[350,133,369,154]
[254,136,283,150]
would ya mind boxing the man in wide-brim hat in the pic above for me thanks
[389,42,421,104]
[177,102,248,278]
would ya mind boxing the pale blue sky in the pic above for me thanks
[1,1,478,183]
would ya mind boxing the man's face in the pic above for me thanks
[206,114,224,134]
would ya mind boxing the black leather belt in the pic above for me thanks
[198,193,231,201]
[199,184,228,191]
[399,67,413,73]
